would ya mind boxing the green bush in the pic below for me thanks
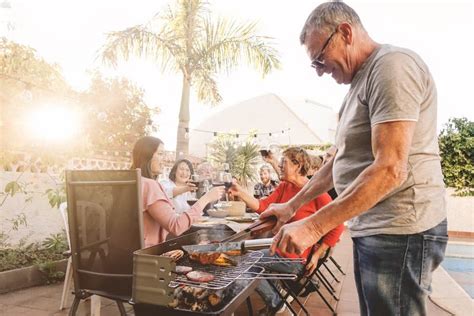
[0,232,68,273]
[439,117,474,196]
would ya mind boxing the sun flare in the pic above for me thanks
[26,106,81,142]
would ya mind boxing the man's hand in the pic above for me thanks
[260,202,296,234]
[305,243,329,276]
[269,217,324,256]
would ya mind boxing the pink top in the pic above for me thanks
[141,177,204,247]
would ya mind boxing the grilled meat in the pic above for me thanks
[186,270,215,283]
[162,249,184,262]
[189,251,221,265]
[175,265,193,274]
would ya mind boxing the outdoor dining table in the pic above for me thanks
[190,213,261,235]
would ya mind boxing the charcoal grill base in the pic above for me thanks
[132,267,261,316]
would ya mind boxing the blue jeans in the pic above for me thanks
[255,250,305,309]
[352,219,448,316]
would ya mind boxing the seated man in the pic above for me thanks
[230,147,344,315]
[253,164,279,199]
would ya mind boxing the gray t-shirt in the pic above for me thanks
[333,44,446,237]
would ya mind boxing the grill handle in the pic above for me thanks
[243,238,274,250]
[249,217,277,237]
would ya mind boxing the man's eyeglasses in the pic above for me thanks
[310,30,337,69]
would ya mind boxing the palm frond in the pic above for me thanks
[194,17,281,77]
[99,25,184,73]
[234,141,260,186]
[192,68,222,104]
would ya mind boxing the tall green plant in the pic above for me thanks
[100,0,280,157]
[209,135,260,186]
[439,117,473,196]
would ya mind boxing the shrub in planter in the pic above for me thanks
[37,260,66,284]
[0,232,68,273]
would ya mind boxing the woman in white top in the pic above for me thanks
[159,159,197,213]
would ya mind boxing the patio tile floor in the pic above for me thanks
[0,229,467,315]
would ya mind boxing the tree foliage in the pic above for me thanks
[80,73,158,151]
[0,38,71,149]
[439,117,473,196]
[0,38,157,152]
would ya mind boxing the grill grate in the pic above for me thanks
[170,251,264,290]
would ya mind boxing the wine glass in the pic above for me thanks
[202,180,210,193]
[222,163,230,172]
[222,172,232,201]
[213,171,225,187]
[190,174,200,187]
[189,174,200,199]
[222,172,232,190]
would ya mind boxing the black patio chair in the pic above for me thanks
[65,170,144,316]
[268,245,338,316]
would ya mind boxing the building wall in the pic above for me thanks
[446,188,474,233]
[0,172,64,246]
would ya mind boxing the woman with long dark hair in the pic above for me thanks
[131,136,225,246]
[159,159,197,214]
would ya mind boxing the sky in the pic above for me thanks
[1,0,473,150]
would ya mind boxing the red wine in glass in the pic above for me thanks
[224,181,232,190]
[189,181,200,187]
[187,199,198,206]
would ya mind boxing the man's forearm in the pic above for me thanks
[288,157,335,211]
[306,159,408,237]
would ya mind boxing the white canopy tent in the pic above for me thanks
[188,93,337,158]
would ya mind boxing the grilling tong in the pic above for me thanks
[182,216,277,254]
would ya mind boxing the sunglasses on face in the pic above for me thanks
[310,30,337,69]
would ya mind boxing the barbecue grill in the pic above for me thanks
[131,221,303,315]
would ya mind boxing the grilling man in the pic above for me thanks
[261,2,448,315]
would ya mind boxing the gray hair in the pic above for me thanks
[299,1,364,44]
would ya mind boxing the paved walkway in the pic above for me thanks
[1,229,471,315]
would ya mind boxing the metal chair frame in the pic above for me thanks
[65,170,144,316]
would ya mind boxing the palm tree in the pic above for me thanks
[209,135,260,187]
[100,0,280,158]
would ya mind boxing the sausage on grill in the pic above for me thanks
[162,249,184,262]
[186,270,215,283]
[189,252,221,265]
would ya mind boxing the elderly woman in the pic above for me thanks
[131,136,225,246]
[159,159,197,214]
[230,147,344,315]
